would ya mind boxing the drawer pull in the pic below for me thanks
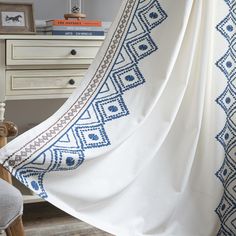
[70,49,77,56]
[68,79,75,85]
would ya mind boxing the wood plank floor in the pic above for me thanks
[1,202,113,236]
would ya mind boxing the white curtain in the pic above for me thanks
[0,0,233,235]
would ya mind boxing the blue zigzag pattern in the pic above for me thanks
[216,1,236,235]
[15,0,168,198]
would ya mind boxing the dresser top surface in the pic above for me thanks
[0,35,105,40]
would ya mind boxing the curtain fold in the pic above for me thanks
[0,0,233,235]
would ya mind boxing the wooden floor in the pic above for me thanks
[1,202,113,236]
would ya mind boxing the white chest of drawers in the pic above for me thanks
[0,35,104,121]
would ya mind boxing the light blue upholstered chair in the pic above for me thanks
[0,120,24,235]
[0,178,24,236]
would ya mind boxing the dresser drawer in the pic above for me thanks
[6,69,85,98]
[6,39,103,66]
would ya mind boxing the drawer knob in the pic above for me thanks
[70,49,77,56]
[68,79,75,85]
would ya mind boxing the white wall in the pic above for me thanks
[5,0,122,133]
[84,0,122,21]
[7,0,123,21]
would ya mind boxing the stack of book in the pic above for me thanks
[45,19,105,36]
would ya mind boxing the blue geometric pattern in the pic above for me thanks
[216,0,236,234]
[138,0,167,31]
[217,13,236,42]
[225,0,236,8]
[95,95,129,122]
[216,49,236,78]
[126,33,157,62]
[14,0,168,198]
[113,65,145,92]
[76,124,110,149]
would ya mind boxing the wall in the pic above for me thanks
[5,0,122,133]
[7,0,123,21]
[84,0,122,21]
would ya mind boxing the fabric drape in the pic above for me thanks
[0,0,233,235]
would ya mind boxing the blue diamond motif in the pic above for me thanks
[113,65,145,92]
[138,1,167,31]
[217,13,236,41]
[216,159,234,184]
[216,87,236,114]
[76,124,110,149]
[216,124,235,149]
[216,195,234,220]
[53,148,84,171]
[95,95,129,122]
[126,33,157,62]
[16,171,46,197]
[216,50,236,78]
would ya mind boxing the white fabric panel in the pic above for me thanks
[0,0,233,235]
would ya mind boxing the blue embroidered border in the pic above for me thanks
[216,0,236,235]
[14,0,168,198]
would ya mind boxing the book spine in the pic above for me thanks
[46,20,102,27]
[46,26,105,31]
[47,30,105,36]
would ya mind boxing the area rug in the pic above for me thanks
[0,0,234,235]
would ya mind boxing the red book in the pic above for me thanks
[46,19,102,27]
